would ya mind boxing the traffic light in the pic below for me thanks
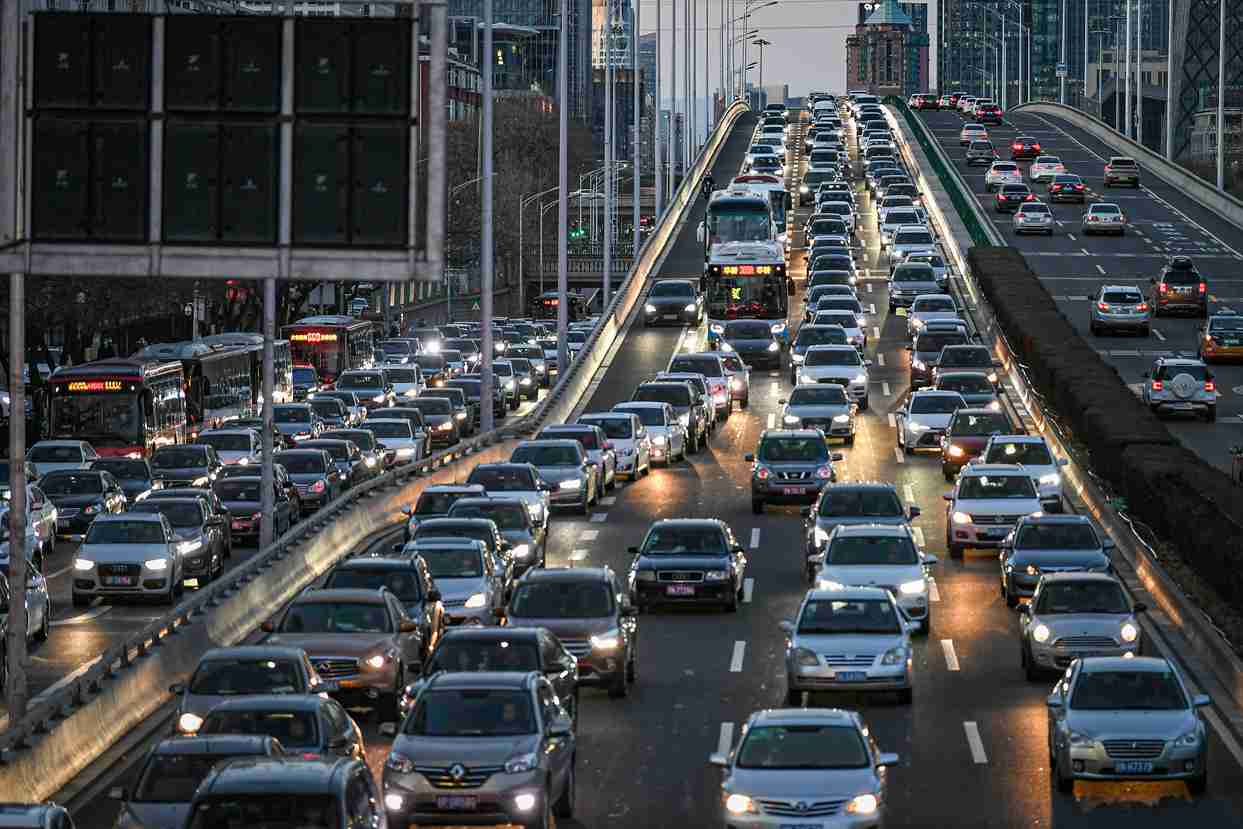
[569,224,587,241]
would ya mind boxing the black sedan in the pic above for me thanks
[299,438,376,490]
[37,469,127,537]
[89,458,157,505]
[994,183,1035,213]
[1047,174,1087,203]
[212,475,296,545]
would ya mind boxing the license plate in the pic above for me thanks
[103,575,133,586]
[434,795,477,811]
[779,824,823,829]
[666,584,696,596]
[982,529,1007,538]
[1115,760,1153,774]
[782,486,807,495]
[662,314,677,320]
[835,671,867,681]
[232,521,249,530]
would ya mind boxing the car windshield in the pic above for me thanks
[940,348,992,367]
[798,598,903,634]
[1015,523,1100,549]
[817,489,903,518]
[735,725,869,770]
[1210,317,1243,332]
[305,442,350,461]
[939,375,994,394]
[616,406,665,426]
[510,581,613,618]
[1036,581,1130,614]
[279,601,390,633]
[364,421,413,439]
[913,297,956,313]
[385,368,418,384]
[650,281,694,298]
[450,503,528,531]
[757,437,829,462]
[38,472,103,494]
[197,434,252,451]
[417,545,484,578]
[957,474,1036,499]
[950,411,1011,435]
[896,230,933,244]
[724,322,774,339]
[325,567,423,603]
[985,441,1053,465]
[796,327,848,347]
[510,444,581,466]
[292,367,318,384]
[188,658,301,696]
[272,407,310,423]
[541,429,598,450]
[669,356,724,377]
[199,710,319,749]
[909,395,963,415]
[90,460,149,479]
[642,526,727,555]
[1070,670,1187,711]
[816,300,862,314]
[581,417,632,439]
[406,689,536,736]
[29,444,83,462]
[827,535,918,565]
[805,349,860,367]
[85,520,166,544]
[429,640,541,673]
[215,480,262,501]
[789,387,848,405]
[134,755,233,803]
[131,501,202,528]
[467,467,536,491]
[411,398,452,415]
[893,266,936,283]
[151,448,207,469]
[274,453,327,474]
[337,373,384,389]
[633,385,691,407]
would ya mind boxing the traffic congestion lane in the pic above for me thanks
[918,107,1243,473]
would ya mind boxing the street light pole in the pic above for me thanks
[1059,0,1066,104]
[655,0,663,217]
[604,0,614,307]
[558,0,570,385]
[753,37,770,103]
[1217,0,1225,189]
[671,0,678,195]
[480,0,495,434]
[1137,0,1143,148]
[1124,0,1132,140]
[633,0,641,253]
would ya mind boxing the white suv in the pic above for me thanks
[985,161,1023,192]
[979,434,1069,511]
[944,464,1043,558]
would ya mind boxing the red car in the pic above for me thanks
[977,104,1004,124]
[940,407,1015,480]
[1047,174,1087,203]
[1010,136,1042,159]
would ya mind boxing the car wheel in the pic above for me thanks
[785,687,802,706]
[553,760,576,819]
[1141,326,1151,338]
[1054,749,1075,793]
[844,433,855,446]
[948,542,965,560]
[607,668,629,698]
[752,499,764,515]
[37,604,50,643]
[626,645,637,683]
[897,687,913,705]
[1024,646,1042,682]
[943,467,956,482]
[72,592,90,609]
[859,395,869,411]
[1205,405,1217,423]
[725,586,739,613]
[741,395,749,409]
[526,790,554,829]
[1187,769,1208,796]
[1005,584,1019,608]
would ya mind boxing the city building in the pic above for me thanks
[845,0,930,96]
[858,2,936,90]
[638,31,658,101]
[1168,0,1243,164]
[1187,108,1243,162]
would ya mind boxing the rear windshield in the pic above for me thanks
[322,430,375,451]
[1161,268,1199,285]
[337,373,384,389]
[915,332,968,352]
[510,444,581,466]
[949,411,1012,436]
[199,710,318,750]
[1102,291,1144,303]
[985,440,1054,466]
[1110,158,1138,168]
[633,385,691,406]
[669,356,724,377]
[467,467,536,491]
[273,453,327,474]
[428,640,540,674]
[893,265,936,283]
[449,502,528,530]
[415,490,476,516]
[364,421,413,438]
[541,429,598,450]
[795,327,848,347]
[215,480,262,501]
[196,434,252,451]
[615,406,665,426]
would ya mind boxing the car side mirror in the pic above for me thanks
[830,452,844,462]
[876,752,900,768]
[777,399,787,405]
[169,682,185,694]
[627,545,640,556]
[108,787,127,801]
[920,553,938,566]
[548,715,574,737]
[708,751,729,767]
[942,493,953,501]
[696,222,705,243]
[908,506,921,520]
[392,542,405,554]
[1057,458,1069,467]
[800,507,811,518]
[1149,277,1156,284]
[905,344,913,351]
[1017,604,1030,615]
[744,453,755,462]
[1046,693,1063,709]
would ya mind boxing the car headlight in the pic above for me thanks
[73,558,94,571]
[684,303,697,313]
[704,570,729,581]
[799,185,810,193]
[986,372,999,383]
[1176,728,1201,747]
[145,558,170,571]
[846,793,879,816]
[404,387,419,397]
[652,435,667,446]
[455,411,468,420]
[783,414,801,425]
[591,629,621,650]
[437,421,454,432]
[1120,622,1139,643]
[765,341,779,352]
[520,378,532,386]
[793,646,819,666]
[792,353,805,364]
[365,653,390,669]
[175,538,203,555]
[710,323,725,334]
[852,373,867,384]
[636,570,656,582]
[947,445,965,458]
[463,592,487,609]
[559,479,581,491]
[364,456,377,467]
[385,751,415,774]
[720,342,734,352]
[504,380,515,390]
[912,359,926,370]
[898,579,926,595]
[177,712,203,734]
[724,794,757,815]
[511,543,531,559]
[505,752,540,774]
[771,322,787,334]
[881,644,908,665]
[678,413,690,427]
[645,304,657,314]
[1039,473,1060,486]
[800,374,815,384]
[907,421,929,432]
[192,476,210,487]
[1067,730,1095,746]
[911,318,926,330]
[372,394,387,403]
[1032,623,1051,643]
[951,511,971,524]
[813,526,830,547]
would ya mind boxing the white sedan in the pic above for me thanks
[985,161,1023,192]
[1029,155,1068,182]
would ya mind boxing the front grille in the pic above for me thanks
[443,598,467,608]
[776,470,812,481]
[822,653,876,667]
[58,507,81,518]
[1103,740,1166,760]
[658,571,704,582]
[1055,635,1118,649]
[312,657,359,679]
[415,764,505,790]
[560,638,591,658]
[969,514,1020,525]
[98,563,140,578]
[759,798,846,818]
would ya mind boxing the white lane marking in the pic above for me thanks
[590,513,608,523]
[46,564,74,580]
[872,326,881,338]
[893,446,905,465]
[743,578,754,603]
[941,639,961,671]
[1081,247,1092,256]
[1067,233,1077,241]
[730,641,747,672]
[50,607,111,626]
[1152,328,1166,342]
[770,380,780,396]
[1096,264,1106,275]
[570,548,590,562]
[868,304,877,314]
[929,579,941,603]
[717,722,735,756]
[579,529,599,541]
[866,282,874,293]
[964,721,988,764]
[912,526,926,548]
[903,483,915,503]
[599,496,617,506]
[766,413,776,429]
[881,382,891,396]
[750,528,761,549]
[877,353,886,366]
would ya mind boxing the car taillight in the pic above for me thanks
[1012,143,1021,150]
[816,465,833,479]
[1097,302,1110,312]
[1199,282,1207,294]
[1025,194,1036,200]
[1136,302,1149,312]
[756,467,770,480]
[1151,380,1163,391]
[1205,380,1216,392]
[1033,144,1041,151]
[1159,283,1168,293]
[311,480,327,493]
[1074,184,1084,189]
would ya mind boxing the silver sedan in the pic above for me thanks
[1014,201,1055,236]
[1081,203,1127,236]
[1019,572,1143,680]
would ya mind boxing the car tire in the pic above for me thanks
[1023,646,1042,682]
[948,542,965,560]
[72,592,90,608]
[1005,584,1019,608]
[752,499,764,515]
[578,494,590,516]
[942,467,956,482]
[1054,750,1074,793]
[897,687,913,705]
[527,791,554,829]
[36,604,50,643]
[553,761,576,819]
[844,433,855,446]
[1205,405,1217,423]
[859,395,869,411]
[607,669,628,698]
[725,586,739,613]
[1141,326,1151,338]
[1187,770,1208,796]
[785,687,802,706]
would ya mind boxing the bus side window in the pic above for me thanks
[143,389,155,430]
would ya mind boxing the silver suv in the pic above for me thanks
[1089,284,1151,336]
[1018,572,1144,679]
[1142,356,1217,421]
[382,671,576,827]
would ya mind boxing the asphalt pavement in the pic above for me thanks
[917,108,1243,473]
[60,110,1243,829]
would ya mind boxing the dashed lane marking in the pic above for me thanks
[903,483,915,504]
[750,528,761,549]
[964,722,988,764]
[1096,264,1106,275]
[570,548,590,562]
[881,382,891,396]
[887,412,897,428]
[877,353,886,366]
[1152,328,1166,342]
[912,526,925,548]
[766,413,776,429]
[743,578,754,603]
[893,446,905,465]
[872,326,881,338]
[717,722,735,756]
[599,496,616,506]
[590,513,608,523]
[941,639,960,671]
[929,579,941,602]
[51,607,111,626]
[579,529,599,542]
[730,641,747,672]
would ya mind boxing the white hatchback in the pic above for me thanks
[979,434,1069,511]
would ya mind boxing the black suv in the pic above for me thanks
[1150,256,1208,318]
[188,758,378,829]
[149,445,224,490]
[644,279,704,326]
[504,566,637,698]
[628,518,747,613]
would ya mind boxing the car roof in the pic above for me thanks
[200,645,308,662]
[1100,284,1143,293]
[539,424,596,433]
[750,707,859,727]
[830,524,910,537]
[987,433,1045,444]
[206,694,325,713]
[409,538,487,550]
[199,429,257,437]
[294,588,388,605]
[152,735,277,757]
[1018,514,1092,525]
[516,438,581,450]
[333,557,417,571]
[92,511,164,523]
[1078,656,1171,674]
[427,670,535,690]
[960,463,1031,476]
[416,517,496,529]
[518,565,612,584]
[441,626,542,644]
[201,757,352,795]
[822,481,898,492]
[760,429,833,439]
[805,344,858,352]
[807,585,892,601]
[614,400,664,409]
[423,483,488,493]
[1039,571,1122,585]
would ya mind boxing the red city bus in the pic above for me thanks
[47,359,187,457]
[281,315,375,386]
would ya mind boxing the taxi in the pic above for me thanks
[1200,310,1243,362]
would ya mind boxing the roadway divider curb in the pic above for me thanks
[888,100,1243,716]
[1010,101,1243,234]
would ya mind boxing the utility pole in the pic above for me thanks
[633,0,641,254]
[1124,0,1132,140]
[655,0,663,217]
[1059,0,1066,104]
[1136,0,1143,148]
[1218,0,1226,189]
[671,0,678,197]
[754,37,769,100]
[480,0,495,434]
[558,0,570,382]
[604,0,614,306]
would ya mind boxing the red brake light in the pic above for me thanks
[1205,380,1216,393]
[1025,194,1036,200]
[1033,144,1041,151]
[1012,143,1022,150]
[1199,282,1207,294]
[1136,302,1149,312]
[1074,184,1084,189]
[1151,380,1163,391]
[1097,302,1110,312]
[1159,283,1168,293]
[756,466,770,480]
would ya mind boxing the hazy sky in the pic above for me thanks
[638,0,862,103]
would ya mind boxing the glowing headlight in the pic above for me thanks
[951,511,972,525]
[1120,622,1139,643]
[463,592,487,609]
[881,645,908,665]
[852,373,867,384]
[365,653,388,669]
[792,353,805,363]
[73,558,94,571]
[645,304,657,314]
[591,629,621,650]
[1032,624,1051,643]
[405,388,419,397]
[814,526,830,547]
[678,413,690,427]
[987,372,999,383]
[505,752,539,774]
[799,185,810,193]
[898,579,926,595]
[652,435,667,446]
[783,414,801,425]
[437,421,454,431]
[145,558,170,571]
[384,794,405,811]
[766,341,779,352]
[684,303,697,313]
[1039,473,1060,486]
[504,380,515,390]
[724,794,757,815]
[513,792,538,812]
[455,411,468,420]
[520,378,532,385]
[559,479,582,491]
[175,538,203,554]
[192,476,210,487]
[720,342,734,352]
[372,394,387,403]
[846,794,879,816]
[771,322,787,334]
[912,359,926,370]
[511,543,531,559]
[800,374,815,384]
[704,570,729,581]
[178,712,203,734]
[947,445,965,458]
[396,447,416,457]
[1176,728,1201,747]
[710,323,725,334]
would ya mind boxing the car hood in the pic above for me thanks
[724,338,776,352]
[503,616,617,639]
[793,631,907,654]
[432,577,489,601]
[945,435,991,451]
[801,366,864,381]
[892,280,940,293]
[118,480,154,497]
[727,766,877,799]
[1063,709,1197,740]
[393,734,539,766]
[287,472,329,484]
[786,403,852,419]
[1036,612,1134,640]
[635,554,730,571]
[216,451,252,464]
[819,563,924,588]
[264,633,393,657]
[533,465,585,484]
[905,412,954,431]
[120,802,192,829]
[954,496,1042,514]
[1010,550,1109,570]
[45,493,106,507]
[78,543,169,561]
[648,296,695,308]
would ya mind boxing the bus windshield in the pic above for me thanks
[50,393,141,448]
[706,275,787,320]
[706,204,771,245]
